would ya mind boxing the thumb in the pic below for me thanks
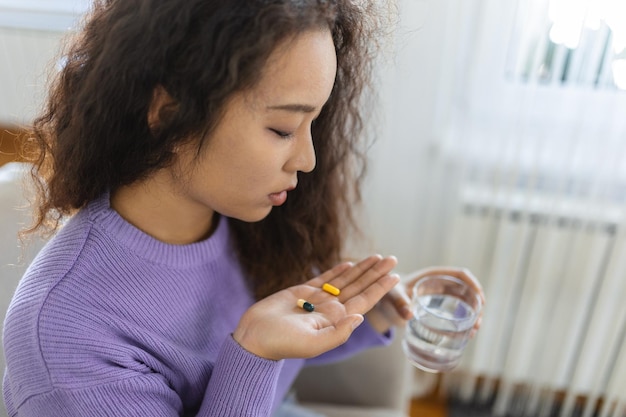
[315,314,364,353]
[344,314,365,332]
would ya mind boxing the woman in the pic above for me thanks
[3,0,482,416]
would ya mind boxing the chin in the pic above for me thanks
[228,207,273,223]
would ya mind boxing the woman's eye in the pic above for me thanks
[269,128,294,139]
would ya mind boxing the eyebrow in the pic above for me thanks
[266,104,318,113]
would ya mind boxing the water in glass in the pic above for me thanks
[403,293,477,372]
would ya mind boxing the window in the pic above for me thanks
[433,0,626,209]
[506,0,626,90]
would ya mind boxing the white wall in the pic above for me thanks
[0,1,87,125]
[0,27,65,125]
[358,0,458,272]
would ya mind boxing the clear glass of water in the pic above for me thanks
[402,274,482,373]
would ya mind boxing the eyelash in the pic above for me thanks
[270,128,294,139]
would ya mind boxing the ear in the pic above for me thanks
[147,85,178,133]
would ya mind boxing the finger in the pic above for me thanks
[460,268,486,305]
[375,293,411,327]
[469,315,483,339]
[312,314,364,354]
[328,254,384,290]
[307,261,353,287]
[343,273,400,315]
[453,268,485,306]
[385,284,413,320]
[449,268,483,299]
[335,256,398,301]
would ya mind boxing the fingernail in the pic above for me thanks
[352,315,364,330]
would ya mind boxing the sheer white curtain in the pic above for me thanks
[362,0,626,415]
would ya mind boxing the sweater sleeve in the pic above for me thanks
[10,336,283,417]
[199,335,284,416]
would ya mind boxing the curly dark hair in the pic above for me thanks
[25,0,387,299]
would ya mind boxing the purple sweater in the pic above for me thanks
[2,194,391,416]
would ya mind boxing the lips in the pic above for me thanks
[268,184,296,206]
[268,190,288,206]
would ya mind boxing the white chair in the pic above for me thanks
[0,163,47,417]
[0,162,421,417]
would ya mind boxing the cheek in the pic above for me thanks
[238,163,275,190]
[223,144,284,187]
[202,126,286,194]
[211,151,275,195]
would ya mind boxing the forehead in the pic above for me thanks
[249,29,338,106]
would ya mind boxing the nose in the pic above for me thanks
[286,129,316,173]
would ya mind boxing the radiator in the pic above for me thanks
[441,185,626,417]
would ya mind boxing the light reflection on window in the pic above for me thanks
[512,0,626,90]
[548,0,625,52]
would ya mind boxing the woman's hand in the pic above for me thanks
[367,266,485,334]
[232,254,399,360]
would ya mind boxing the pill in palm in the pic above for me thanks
[322,283,340,296]
[297,299,315,312]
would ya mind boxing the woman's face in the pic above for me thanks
[175,29,337,224]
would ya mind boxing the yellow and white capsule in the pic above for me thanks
[322,283,341,296]
[297,299,315,312]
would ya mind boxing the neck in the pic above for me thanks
[110,172,216,245]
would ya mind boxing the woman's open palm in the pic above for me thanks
[233,255,399,360]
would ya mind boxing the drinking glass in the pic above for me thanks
[402,274,482,373]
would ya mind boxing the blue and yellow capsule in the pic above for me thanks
[297,299,315,312]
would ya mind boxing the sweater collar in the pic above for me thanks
[87,192,231,267]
